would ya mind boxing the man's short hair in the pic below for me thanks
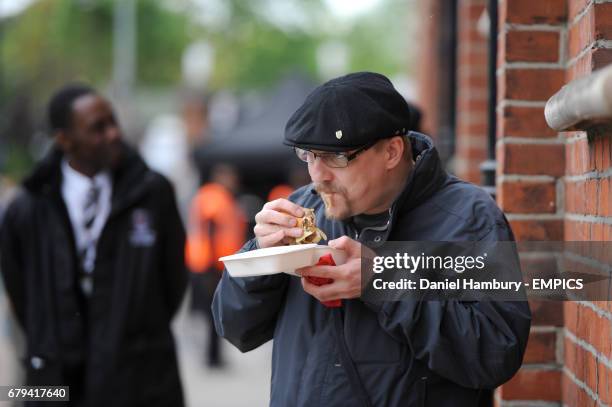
[373,134,414,162]
[48,83,96,132]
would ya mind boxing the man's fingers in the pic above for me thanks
[257,228,306,248]
[301,277,340,302]
[254,223,303,238]
[263,199,304,218]
[329,236,361,257]
[257,229,286,248]
[296,265,339,279]
[255,209,298,228]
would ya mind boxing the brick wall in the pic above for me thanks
[416,0,457,163]
[495,0,567,405]
[562,0,612,406]
[417,1,611,405]
[454,0,489,183]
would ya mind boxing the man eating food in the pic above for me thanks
[212,72,530,406]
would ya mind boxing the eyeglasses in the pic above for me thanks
[293,142,375,168]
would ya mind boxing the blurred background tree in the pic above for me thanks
[0,0,415,179]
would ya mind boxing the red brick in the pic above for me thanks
[593,47,612,70]
[564,300,580,334]
[458,2,486,23]
[499,180,556,213]
[498,143,565,176]
[573,305,612,357]
[577,181,587,214]
[565,338,590,385]
[594,136,605,171]
[501,0,567,25]
[463,147,486,160]
[588,149,598,174]
[457,121,487,135]
[503,31,560,63]
[460,26,487,44]
[569,5,595,59]
[603,136,611,169]
[566,219,590,240]
[595,3,612,40]
[585,350,598,394]
[569,0,591,22]
[599,177,609,216]
[595,313,612,357]
[500,368,562,401]
[562,373,577,406]
[509,219,563,240]
[520,256,559,282]
[565,181,575,213]
[459,45,488,60]
[568,48,612,80]
[564,335,577,373]
[608,362,612,404]
[565,139,591,176]
[563,370,599,406]
[498,106,557,138]
[564,220,576,240]
[599,362,612,404]
[524,330,558,363]
[604,224,612,241]
[458,96,488,113]
[591,222,603,241]
[530,300,564,326]
[500,69,565,101]
[586,179,598,215]
[459,74,488,89]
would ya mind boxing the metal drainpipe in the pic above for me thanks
[480,0,498,198]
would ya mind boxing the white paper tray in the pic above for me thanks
[219,244,347,277]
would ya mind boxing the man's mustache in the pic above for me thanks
[313,183,344,194]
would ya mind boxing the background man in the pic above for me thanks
[213,72,531,406]
[0,84,187,406]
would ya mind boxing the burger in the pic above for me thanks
[293,208,327,244]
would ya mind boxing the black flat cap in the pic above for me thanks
[284,72,418,152]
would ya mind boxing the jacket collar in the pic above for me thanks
[22,141,153,216]
[392,131,448,216]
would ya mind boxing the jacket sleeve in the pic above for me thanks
[363,224,531,389]
[0,200,27,328]
[159,180,188,316]
[212,239,290,353]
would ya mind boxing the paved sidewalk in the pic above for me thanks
[0,292,272,407]
[173,302,272,407]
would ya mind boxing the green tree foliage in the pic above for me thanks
[1,0,191,94]
[0,0,411,177]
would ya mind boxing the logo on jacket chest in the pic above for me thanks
[129,208,156,247]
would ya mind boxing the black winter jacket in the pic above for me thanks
[0,144,187,406]
[213,132,531,407]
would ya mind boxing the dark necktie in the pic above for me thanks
[80,183,100,295]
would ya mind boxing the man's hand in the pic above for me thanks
[297,236,362,302]
[254,199,305,248]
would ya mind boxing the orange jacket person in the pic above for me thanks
[185,164,246,367]
[186,183,246,273]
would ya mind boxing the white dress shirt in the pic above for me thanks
[61,159,112,293]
